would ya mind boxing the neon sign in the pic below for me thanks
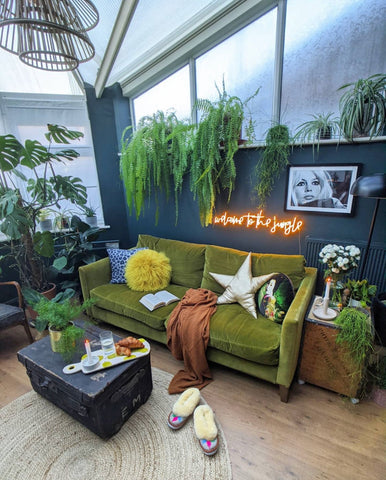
[213,211,303,236]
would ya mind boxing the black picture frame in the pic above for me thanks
[285,164,361,215]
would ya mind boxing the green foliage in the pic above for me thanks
[338,73,386,141]
[344,278,377,307]
[335,307,373,367]
[254,124,291,207]
[191,80,259,226]
[0,125,88,291]
[120,110,192,224]
[293,112,340,155]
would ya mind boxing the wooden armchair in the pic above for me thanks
[0,281,34,343]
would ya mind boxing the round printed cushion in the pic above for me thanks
[125,249,172,291]
[255,273,294,323]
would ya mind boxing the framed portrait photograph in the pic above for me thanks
[285,164,361,215]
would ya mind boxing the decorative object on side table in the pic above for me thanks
[313,277,338,321]
[318,243,361,309]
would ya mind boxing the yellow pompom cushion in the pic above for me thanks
[125,249,172,291]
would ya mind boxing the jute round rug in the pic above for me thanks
[0,367,232,480]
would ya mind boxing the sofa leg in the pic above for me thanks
[279,385,290,403]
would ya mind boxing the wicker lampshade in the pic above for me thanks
[0,0,98,71]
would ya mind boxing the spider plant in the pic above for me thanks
[338,73,386,141]
[293,112,340,151]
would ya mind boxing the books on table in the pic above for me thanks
[139,290,180,311]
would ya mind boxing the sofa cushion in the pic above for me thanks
[201,244,305,293]
[256,273,295,324]
[91,283,188,331]
[136,234,206,288]
[125,249,171,291]
[207,304,281,366]
[107,247,147,284]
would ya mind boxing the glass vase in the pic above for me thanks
[329,276,344,309]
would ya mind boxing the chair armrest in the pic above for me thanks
[79,257,111,301]
[276,267,317,388]
[0,281,24,308]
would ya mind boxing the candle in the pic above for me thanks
[323,278,331,314]
[85,339,92,363]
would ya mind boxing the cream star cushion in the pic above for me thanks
[209,252,277,318]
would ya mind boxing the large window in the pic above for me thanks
[0,93,104,225]
[196,7,277,142]
[282,0,386,134]
[133,66,191,124]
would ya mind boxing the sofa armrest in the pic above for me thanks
[276,267,317,388]
[79,257,111,301]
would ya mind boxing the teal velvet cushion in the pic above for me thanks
[90,283,188,331]
[256,273,294,324]
[207,303,281,366]
[201,244,306,292]
[136,234,206,288]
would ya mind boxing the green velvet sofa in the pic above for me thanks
[79,234,317,402]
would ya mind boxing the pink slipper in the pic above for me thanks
[167,387,200,430]
[194,405,219,455]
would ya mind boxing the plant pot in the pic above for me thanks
[39,219,52,231]
[349,298,362,308]
[26,283,57,321]
[317,126,332,139]
[85,216,98,227]
[49,325,66,352]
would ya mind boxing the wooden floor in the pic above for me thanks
[1,324,385,480]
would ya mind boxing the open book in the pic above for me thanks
[139,290,180,311]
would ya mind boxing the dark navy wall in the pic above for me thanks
[85,85,385,294]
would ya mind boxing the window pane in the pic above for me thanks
[133,66,191,124]
[282,0,386,136]
[196,8,277,142]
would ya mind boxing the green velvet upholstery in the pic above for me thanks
[79,235,317,401]
[201,244,306,293]
[136,234,206,288]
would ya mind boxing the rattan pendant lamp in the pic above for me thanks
[0,0,98,71]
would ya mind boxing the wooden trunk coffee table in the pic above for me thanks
[17,322,153,438]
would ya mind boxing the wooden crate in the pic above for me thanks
[299,300,364,398]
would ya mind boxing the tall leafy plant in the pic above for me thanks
[191,80,259,226]
[120,110,192,223]
[254,124,291,207]
[0,124,88,291]
[338,73,386,141]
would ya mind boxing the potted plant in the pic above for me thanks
[38,208,53,231]
[50,215,103,293]
[191,80,260,226]
[335,306,373,369]
[28,288,95,360]
[80,204,98,227]
[120,110,193,224]
[254,124,291,207]
[338,73,386,141]
[293,112,340,154]
[343,278,377,308]
[0,124,88,293]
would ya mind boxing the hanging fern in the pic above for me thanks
[120,111,192,223]
[254,124,291,207]
[191,80,259,226]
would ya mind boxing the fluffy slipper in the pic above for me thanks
[167,387,200,430]
[193,405,219,456]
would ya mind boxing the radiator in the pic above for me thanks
[304,236,386,294]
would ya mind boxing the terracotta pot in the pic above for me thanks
[26,283,57,320]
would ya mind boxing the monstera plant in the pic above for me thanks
[0,124,88,292]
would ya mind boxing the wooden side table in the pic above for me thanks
[298,296,364,400]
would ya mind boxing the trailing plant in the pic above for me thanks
[343,278,377,307]
[338,73,386,141]
[293,112,340,154]
[335,307,373,368]
[120,110,192,224]
[191,80,259,226]
[0,124,88,291]
[254,124,291,207]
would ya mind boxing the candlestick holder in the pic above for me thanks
[313,297,338,321]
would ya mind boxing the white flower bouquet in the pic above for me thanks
[319,243,361,280]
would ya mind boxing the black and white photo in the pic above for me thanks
[285,164,360,215]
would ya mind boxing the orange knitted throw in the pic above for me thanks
[167,288,218,394]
